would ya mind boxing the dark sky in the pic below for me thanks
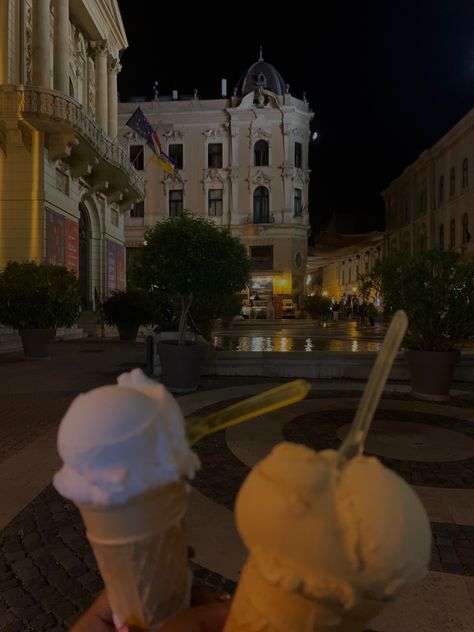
[116,1,474,233]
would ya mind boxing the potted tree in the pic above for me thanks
[366,248,474,400]
[130,214,251,392]
[191,293,243,338]
[101,288,155,341]
[303,293,332,324]
[0,261,81,358]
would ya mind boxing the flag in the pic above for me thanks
[125,107,175,172]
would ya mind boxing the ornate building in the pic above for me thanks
[0,0,143,312]
[383,108,473,259]
[118,53,313,317]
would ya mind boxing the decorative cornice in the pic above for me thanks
[292,128,305,140]
[204,168,225,185]
[250,127,271,141]
[249,169,272,189]
[163,129,183,142]
[203,127,226,140]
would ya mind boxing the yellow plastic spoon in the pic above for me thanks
[185,379,311,445]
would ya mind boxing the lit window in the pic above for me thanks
[254,140,269,166]
[208,189,223,216]
[253,186,269,223]
[169,190,183,217]
[208,143,223,168]
[450,167,455,195]
[168,144,183,170]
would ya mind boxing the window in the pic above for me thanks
[168,144,183,170]
[249,245,273,271]
[208,189,223,216]
[130,145,144,171]
[130,201,144,218]
[169,190,183,217]
[294,188,303,216]
[208,143,223,168]
[254,140,269,166]
[253,186,269,223]
[439,176,444,204]
[450,167,455,195]
[462,213,470,244]
[462,158,469,188]
[295,142,303,168]
[439,224,444,249]
[450,218,456,247]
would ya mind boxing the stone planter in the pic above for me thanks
[19,328,56,359]
[156,341,207,393]
[406,349,461,402]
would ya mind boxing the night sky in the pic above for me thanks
[116,0,474,234]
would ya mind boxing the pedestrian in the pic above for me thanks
[332,301,340,321]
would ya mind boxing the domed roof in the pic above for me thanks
[236,47,286,97]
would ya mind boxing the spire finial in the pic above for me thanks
[259,45,264,61]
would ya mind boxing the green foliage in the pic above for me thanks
[369,248,474,351]
[101,288,155,327]
[129,214,251,343]
[0,260,81,329]
[303,293,332,319]
[191,293,243,323]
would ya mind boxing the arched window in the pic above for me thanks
[462,213,470,244]
[439,176,444,204]
[450,167,456,195]
[439,224,444,249]
[450,218,456,247]
[462,158,469,188]
[253,186,269,223]
[254,140,269,166]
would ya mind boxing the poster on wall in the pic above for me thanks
[65,218,79,276]
[46,208,65,265]
[116,245,126,291]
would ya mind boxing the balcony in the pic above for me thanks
[0,85,144,209]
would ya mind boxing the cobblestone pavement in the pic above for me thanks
[1,341,474,630]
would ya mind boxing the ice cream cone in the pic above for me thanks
[224,559,383,632]
[79,480,191,631]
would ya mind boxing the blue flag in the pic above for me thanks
[125,107,155,149]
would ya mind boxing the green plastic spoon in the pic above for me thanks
[185,379,311,445]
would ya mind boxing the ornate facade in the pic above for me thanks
[118,55,313,316]
[0,0,143,311]
[383,108,474,260]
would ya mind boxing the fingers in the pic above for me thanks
[161,602,230,632]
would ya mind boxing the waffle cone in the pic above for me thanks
[224,559,383,632]
[79,481,191,631]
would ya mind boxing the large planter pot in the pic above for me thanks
[116,323,139,342]
[19,328,56,359]
[156,341,207,393]
[406,349,460,402]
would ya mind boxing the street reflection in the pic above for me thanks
[213,335,382,353]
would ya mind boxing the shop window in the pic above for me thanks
[169,190,183,217]
[168,144,183,170]
[295,142,303,168]
[208,143,223,168]
[249,245,273,271]
[130,145,144,170]
[254,140,269,166]
[253,186,269,223]
[208,189,223,216]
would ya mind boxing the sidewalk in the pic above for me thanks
[0,340,474,630]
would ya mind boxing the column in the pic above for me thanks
[94,41,108,132]
[53,0,69,94]
[107,59,119,138]
[32,0,51,87]
[0,0,9,83]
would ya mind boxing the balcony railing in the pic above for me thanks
[0,85,144,195]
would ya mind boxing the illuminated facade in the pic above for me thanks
[0,0,143,312]
[383,108,474,259]
[118,54,312,317]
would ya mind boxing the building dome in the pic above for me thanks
[236,48,286,97]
